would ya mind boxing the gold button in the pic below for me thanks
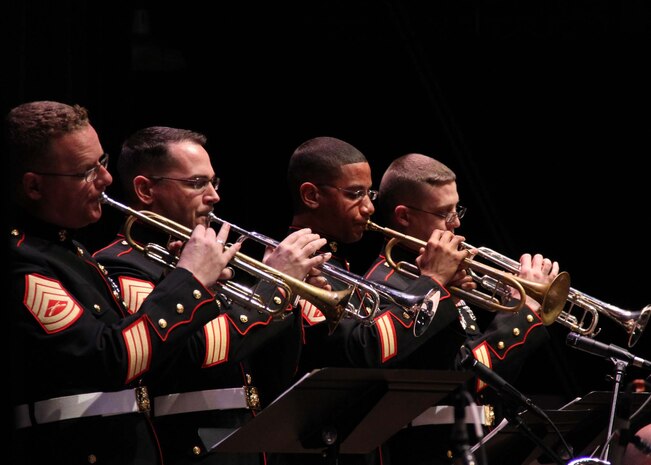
[93,304,101,313]
[176,303,185,314]
[273,296,283,305]
[121,240,128,245]
[11,229,19,237]
[402,311,411,319]
[158,319,168,329]
[526,314,534,323]
[240,315,249,323]
[446,450,453,459]
[497,341,505,350]
[76,247,84,256]
[192,446,202,455]
[513,327,521,337]
[215,299,221,310]
[88,454,97,464]
[246,374,252,384]
[469,325,476,331]
[193,290,202,299]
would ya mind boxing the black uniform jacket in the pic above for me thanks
[9,214,223,464]
[93,231,295,464]
[364,242,550,400]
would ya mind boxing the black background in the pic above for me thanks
[3,1,651,407]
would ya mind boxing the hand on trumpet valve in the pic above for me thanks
[176,223,241,290]
[449,268,477,292]
[415,229,468,285]
[514,253,560,313]
[262,228,331,281]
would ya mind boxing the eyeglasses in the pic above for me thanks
[33,152,109,183]
[405,204,467,224]
[148,175,220,191]
[318,184,378,201]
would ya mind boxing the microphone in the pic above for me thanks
[566,333,651,370]
[460,348,545,417]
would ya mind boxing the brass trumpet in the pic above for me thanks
[100,193,352,333]
[365,220,571,325]
[209,213,441,337]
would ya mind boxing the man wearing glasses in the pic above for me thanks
[6,102,240,465]
[93,126,329,465]
[364,153,559,465]
[252,137,471,465]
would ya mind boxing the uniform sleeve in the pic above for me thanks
[297,257,460,369]
[10,240,223,403]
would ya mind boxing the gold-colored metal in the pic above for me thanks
[209,213,440,337]
[366,220,571,325]
[101,193,352,334]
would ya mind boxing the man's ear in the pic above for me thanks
[133,175,155,205]
[299,182,320,209]
[394,204,410,227]
[23,173,44,200]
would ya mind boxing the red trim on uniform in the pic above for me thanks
[16,231,26,247]
[91,238,124,257]
[145,297,218,341]
[374,309,414,330]
[364,259,386,279]
[223,312,273,336]
[486,319,543,361]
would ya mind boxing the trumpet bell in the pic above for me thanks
[532,271,571,325]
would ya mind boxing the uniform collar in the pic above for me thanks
[10,211,78,244]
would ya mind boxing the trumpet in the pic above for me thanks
[100,193,352,334]
[209,213,440,337]
[365,220,571,326]
[455,246,651,347]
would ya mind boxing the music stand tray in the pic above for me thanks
[204,367,470,455]
[472,391,651,465]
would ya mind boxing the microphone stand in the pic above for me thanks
[600,358,629,464]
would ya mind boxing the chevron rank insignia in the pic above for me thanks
[119,276,155,314]
[24,274,83,333]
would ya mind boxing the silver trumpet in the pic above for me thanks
[468,246,651,348]
[209,213,440,337]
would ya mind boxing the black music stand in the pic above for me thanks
[471,391,651,465]
[202,367,470,461]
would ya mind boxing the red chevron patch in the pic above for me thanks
[376,313,397,362]
[299,299,326,326]
[123,318,152,383]
[119,276,155,314]
[203,315,230,367]
[24,274,83,333]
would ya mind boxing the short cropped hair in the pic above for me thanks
[5,101,90,183]
[118,126,207,203]
[378,153,456,224]
[287,136,368,210]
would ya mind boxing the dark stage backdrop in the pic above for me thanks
[4,1,651,407]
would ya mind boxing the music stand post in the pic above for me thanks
[205,367,471,462]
